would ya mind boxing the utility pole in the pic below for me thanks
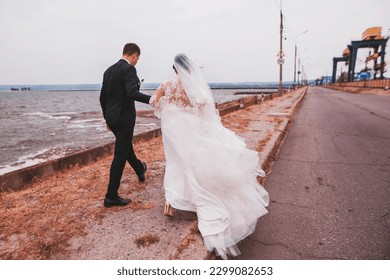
[278,1,284,96]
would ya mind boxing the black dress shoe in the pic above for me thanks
[138,161,147,182]
[104,196,132,208]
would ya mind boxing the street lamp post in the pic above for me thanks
[294,44,297,84]
[297,57,301,85]
[278,5,284,97]
[299,56,309,85]
[294,30,308,85]
[297,50,308,85]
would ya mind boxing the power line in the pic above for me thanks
[272,0,303,47]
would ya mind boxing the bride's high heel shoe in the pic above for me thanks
[164,201,173,217]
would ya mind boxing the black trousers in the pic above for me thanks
[106,122,143,199]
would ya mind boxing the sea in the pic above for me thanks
[0,82,289,175]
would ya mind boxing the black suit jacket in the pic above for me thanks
[100,59,151,127]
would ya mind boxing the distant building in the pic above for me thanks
[315,76,332,85]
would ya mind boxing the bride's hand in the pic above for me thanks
[150,88,165,107]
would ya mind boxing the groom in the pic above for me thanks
[100,43,151,207]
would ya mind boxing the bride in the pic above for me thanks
[150,54,269,259]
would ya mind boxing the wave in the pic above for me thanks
[0,147,55,175]
[23,111,77,121]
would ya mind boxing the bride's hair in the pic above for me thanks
[171,53,216,112]
[173,54,190,74]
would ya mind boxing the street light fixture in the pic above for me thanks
[294,30,308,84]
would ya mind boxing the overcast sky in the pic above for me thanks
[0,0,389,85]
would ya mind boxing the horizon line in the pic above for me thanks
[0,80,306,87]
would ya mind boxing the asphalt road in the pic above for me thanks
[236,87,390,260]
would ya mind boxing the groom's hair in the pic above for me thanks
[123,43,141,56]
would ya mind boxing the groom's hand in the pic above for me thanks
[105,123,112,132]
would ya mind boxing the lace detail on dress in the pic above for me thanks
[153,78,192,108]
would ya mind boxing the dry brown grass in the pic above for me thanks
[221,114,251,133]
[128,199,155,211]
[169,222,200,260]
[0,136,165,259]
[134,233,160,248]
[257,132,273,152]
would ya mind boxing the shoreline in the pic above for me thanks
[0,88,268,177]
[0,92,282,192]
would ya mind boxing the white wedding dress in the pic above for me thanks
[150,54,269,259]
